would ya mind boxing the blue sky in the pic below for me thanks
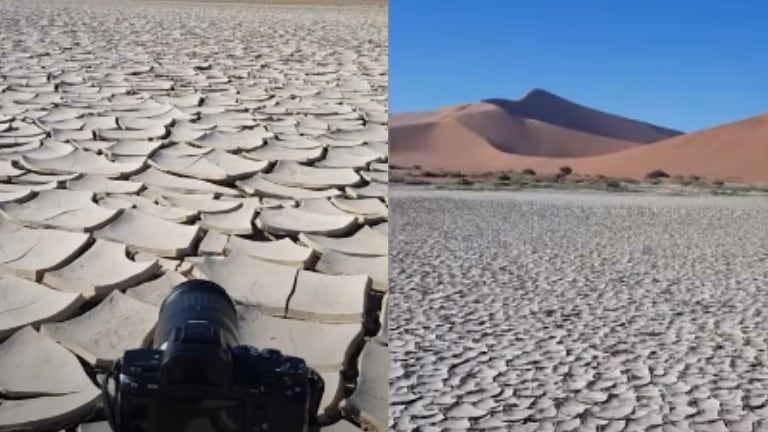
[389,1,768,132]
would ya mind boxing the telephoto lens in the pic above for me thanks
[153,279,240,389]
[154,279,240,350]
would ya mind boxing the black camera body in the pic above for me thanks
[104,280,323,432]
[117,343,321,432]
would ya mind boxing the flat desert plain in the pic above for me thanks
[390,186,768,431]
[0,1,387,431]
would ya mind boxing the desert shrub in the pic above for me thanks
[404,178,429,185]
[522,168,536,176]
[457,177,473,186]
[606,179,621,189]
[712,180,724,187]
[413,165,422,170]
[422,171,440,178]
[676,175,702,186]
[646,169,670,179]
[390,174,406,183]
[498,173,512,181]
[559,166,573,176]
[534,174,559,183]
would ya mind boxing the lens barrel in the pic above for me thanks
[153,279,239,350]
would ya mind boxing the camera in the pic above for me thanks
[102,279,324,432]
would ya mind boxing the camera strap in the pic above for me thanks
[101,359,122,432]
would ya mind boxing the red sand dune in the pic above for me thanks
[391,89,768,183]
[564,113,768,182]
[451,103,638,157]
[390,89,682,160]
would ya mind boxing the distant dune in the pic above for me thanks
[390,89,681,163]
[561,113,768,182]
[391,89,768,183]
[485,89,681,143]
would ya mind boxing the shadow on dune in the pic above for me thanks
[482,88,682,144]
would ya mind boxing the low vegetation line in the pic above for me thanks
[390,166,768,196]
